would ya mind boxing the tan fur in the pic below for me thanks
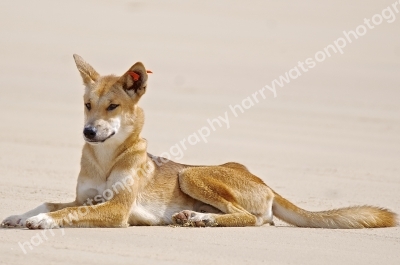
[1,55,397,229]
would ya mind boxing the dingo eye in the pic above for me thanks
[85,103,91,110]
[107,104,119,111]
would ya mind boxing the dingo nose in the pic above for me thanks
[83,127,97,139]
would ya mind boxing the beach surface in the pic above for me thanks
[0,0,399,264]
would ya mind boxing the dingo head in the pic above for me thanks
[73,54,148,145]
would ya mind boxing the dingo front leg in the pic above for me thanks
[1,202,76,228]
[25,195,131,229]
[25,173,135,229]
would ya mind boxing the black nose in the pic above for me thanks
[83,127,97,139]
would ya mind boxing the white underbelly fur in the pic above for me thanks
[129,201,189,226]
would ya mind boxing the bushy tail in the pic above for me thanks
[272,193,397,229]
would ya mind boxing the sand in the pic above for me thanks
[0,0,399,264]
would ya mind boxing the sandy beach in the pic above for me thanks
[0,0,399,264]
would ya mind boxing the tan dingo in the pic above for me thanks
[1,55,397,229]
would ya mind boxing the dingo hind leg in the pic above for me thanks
[172,165,274,227]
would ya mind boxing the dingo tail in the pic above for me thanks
[272,193,397,228]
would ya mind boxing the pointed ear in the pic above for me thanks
[73,54,100,86]
[118,62,148,100]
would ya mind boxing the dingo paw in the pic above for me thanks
[172,210,217,227]
[26,214,57,229]
[1,215,27,228]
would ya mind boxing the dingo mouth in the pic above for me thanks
[84,132,116,144]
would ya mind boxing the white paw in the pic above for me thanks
[1,215,27,228]
[172,210,217,227]
[25,214,58,229]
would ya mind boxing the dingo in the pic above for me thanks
[2,55,397,229]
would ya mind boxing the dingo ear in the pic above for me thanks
[118,62,148,100]
[73,54,100,86]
